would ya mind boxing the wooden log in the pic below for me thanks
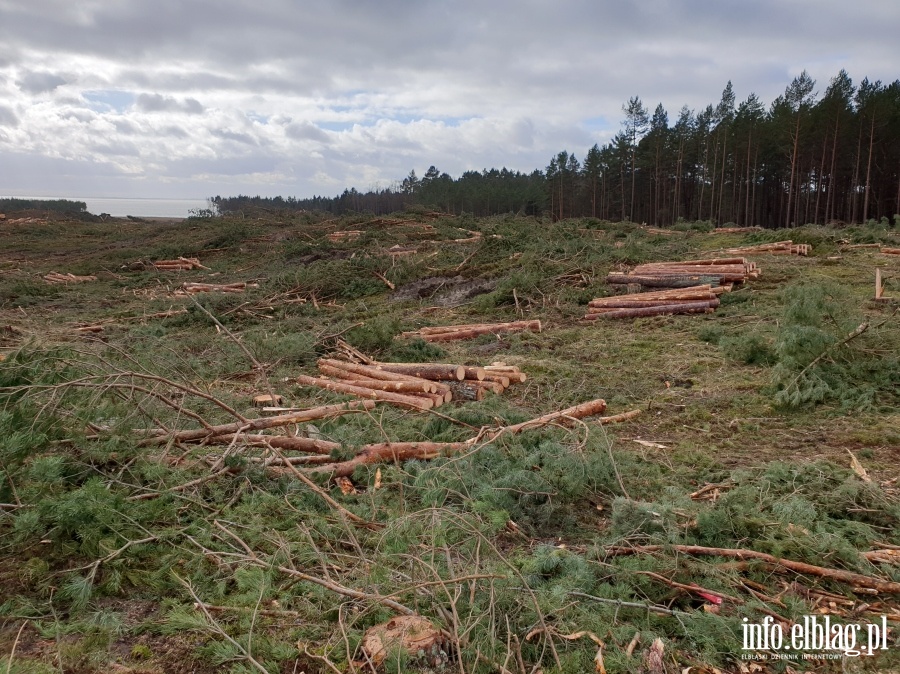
[296,375,432,410]
[410,320,543,342]
[597,409,642,425]
[318,359,438,392]
[484,365,527,383]
[583,301,717,320]
[222,433,340,455]
[587,298,718,310]
[317,363,436,394]
[460,366,487,381]
[489,398,607,437]
[372,363,466,381]
[882,247,900,255]
[142,400,375,445]
[591,285,715,303]
[309,442,470,478]
[464,379,504,395]
[480,372,510,388]
[606,273,727,288]
[402,320,542,341]
[661,257,750,266]
[448,381,485,401]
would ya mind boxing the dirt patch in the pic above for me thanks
[391,275,496,306]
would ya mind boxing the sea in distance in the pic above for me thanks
[3,196,213,219]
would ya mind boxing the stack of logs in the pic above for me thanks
[712,226,763,233]
[296,359,526,409]
[327,230,363,243]
[43,272,97,284]
[152,257,209,271]
[607,257,757,288]
[584,284,726,320]
[177,281,258,294]
[725,240,810,256]
[401,320,542,343]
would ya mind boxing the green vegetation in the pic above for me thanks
[0,198,87,214]
[0,211,898,673]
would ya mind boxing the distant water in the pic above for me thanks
[2,196,213,218]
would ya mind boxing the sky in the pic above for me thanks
[1,0,898,202]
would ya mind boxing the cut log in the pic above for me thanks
[318,359,439,391]
[882,247,900,255]
[480,372,510,388]
[484,365,527,383]
[584,301,717,320]
[43,272,98,284]
[489,398,608,438]
[317,363,436,394]
[597,409,642,425]
[607,273,727,288]
[309,442,470,477]
[402,320,542,342]
[296,375,433,410]
[587,298,719,310]
[371,363,466,381]
[448,381,486,401]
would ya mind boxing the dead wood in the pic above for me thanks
[317,363,436,393]
[141,400,375,445]
[308,442,470,477]
[318,358,438,391]
[604,544,900,594]
[597,409,642,425]
[404,320,542,342]
[43,272,97,284]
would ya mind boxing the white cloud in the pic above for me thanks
[0,0,898,199]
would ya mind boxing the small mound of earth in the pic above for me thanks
[392,275,496,306]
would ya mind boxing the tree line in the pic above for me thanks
[213,70,900,228]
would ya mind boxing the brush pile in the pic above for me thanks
[725,240,810,256]
[608,257,757,288]
[177,281,258,294]
[584,284,726,320]
[401,320,542,342]
[296,358,526,409]
[43,272,97,284]
[152,257,210,271]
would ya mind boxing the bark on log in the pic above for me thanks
[587,298,719,309]
[402,320,542,342]
[882,247,900,255]
[296,375,432,410]
[141,400,375,445]
[584,301,717,320]
[606,274,727,288]
[488,398,608,438]
[309,442,470,478]
[372,363,466,381]
[318,359,438,392]
[448,381,485,401]
[597,409,642,425]
[603,544,900,595]
[317,363,436,394]
[480,372,510,388]
[484,365,527,383]
[465,379,504,395]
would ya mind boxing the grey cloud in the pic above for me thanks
[210,129,257,145]
[0,104,19,127]
[134,93,205,114]
[285,122,331,144]
[17,71,67,94]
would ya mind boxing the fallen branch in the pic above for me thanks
[604,544,900,594]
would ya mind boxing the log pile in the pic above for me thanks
[401,320,542,342]
[177,281,258,295]
[295,358,527,409]
[43,271,97,284]
[725,240,810,256]
[583,284,725,320]
[711,226,763,233]
[152,257,210,271]
[327,230,363,242]
[608,257,757,288]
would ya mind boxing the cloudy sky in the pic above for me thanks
[1,0,898,202]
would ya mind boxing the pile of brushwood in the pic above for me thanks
[1,210,899,673]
